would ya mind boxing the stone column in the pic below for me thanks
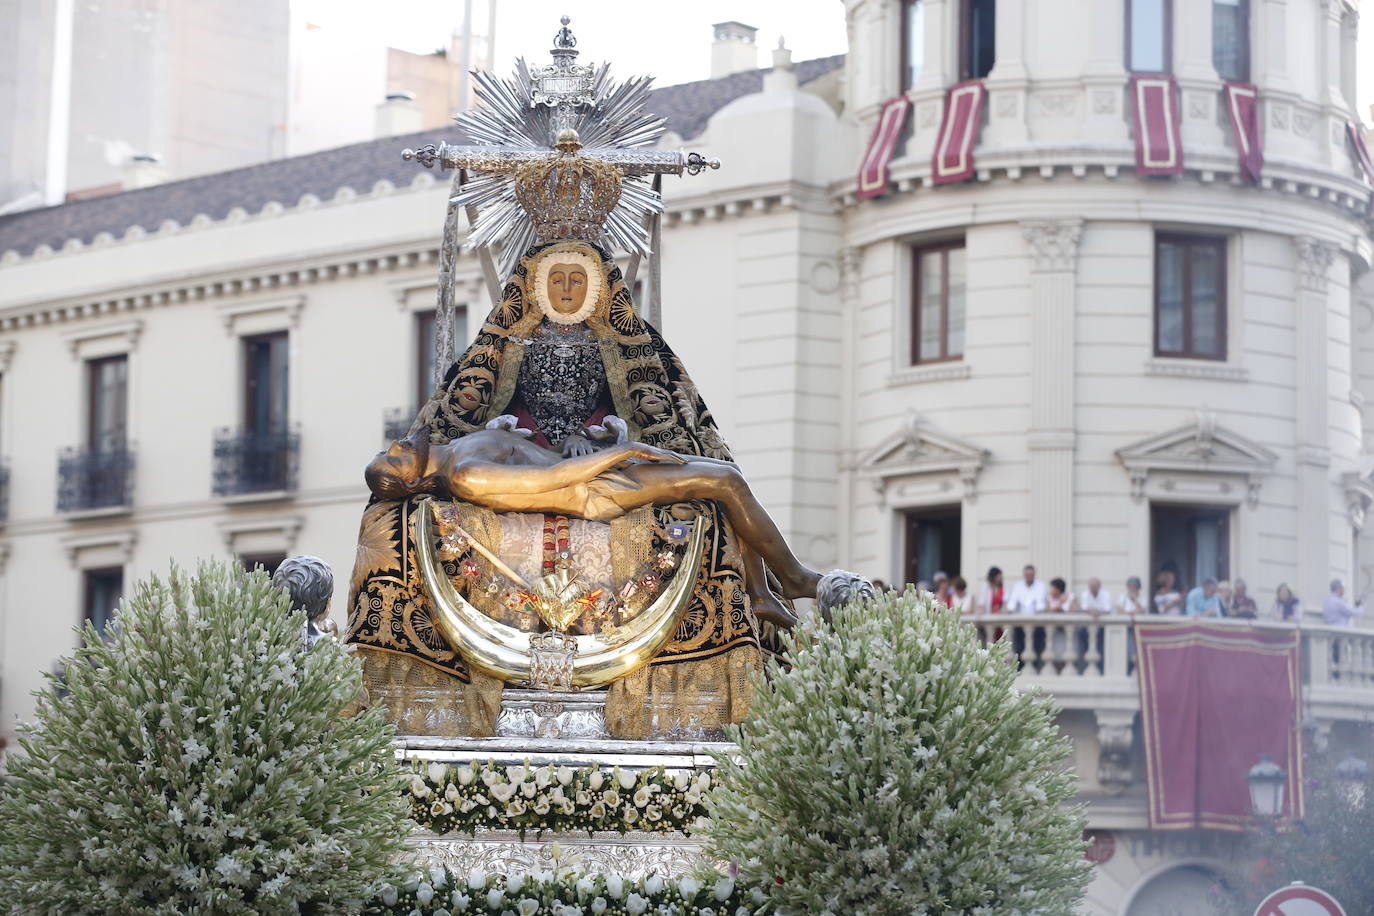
[1081,0,1128,144]
[1022,219,1084,580]
[983,0,1028,147]
[1294,236,1337,604]
[1172,0,1225,149]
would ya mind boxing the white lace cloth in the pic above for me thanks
[496,512,614,592]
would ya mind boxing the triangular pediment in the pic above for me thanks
[858,414,989,481]
[1116,414,1277,476]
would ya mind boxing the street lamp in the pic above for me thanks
[1247,754,1287,818]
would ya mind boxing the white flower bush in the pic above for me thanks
[365,865,764,915]
[704,589,1090,915]
[0,561,409,913]
[407,761,712,837]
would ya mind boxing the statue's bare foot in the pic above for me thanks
[777,568,823,601]
[749,587,799,629]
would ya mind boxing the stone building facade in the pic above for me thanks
[0,3,1371,913]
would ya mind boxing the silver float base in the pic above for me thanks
[495,688,608,739]
[396,735,736,879]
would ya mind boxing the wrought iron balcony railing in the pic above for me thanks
[383,407,415,442]
[56,446,135,512]
[212,426,300,497]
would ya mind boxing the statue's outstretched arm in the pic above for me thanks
[448,442,682,499]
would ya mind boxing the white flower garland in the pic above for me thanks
[406,761,712,837]
[369,865,768,915]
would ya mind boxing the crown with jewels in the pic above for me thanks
[514,129,623,244]
[401,17,719,277]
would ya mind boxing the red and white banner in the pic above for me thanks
[1224,82,1263,183]
[1348,121,1374,186]
[931,80,986,185]
[856,95,912,200]
[1131,75,1184,176]
[1136,622,1304,831]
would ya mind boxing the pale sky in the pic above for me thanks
[294,0,1372,116]
[291,0,849,88]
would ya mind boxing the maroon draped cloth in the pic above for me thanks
[1223,82,1263,183]
[856,95,912,200]
[1131,75,1184,176]
[931,80,986,185]
[1136,622,1304,831]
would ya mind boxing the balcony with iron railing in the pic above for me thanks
[212,426,300,499]
[56,446,135,514]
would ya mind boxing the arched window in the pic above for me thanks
[901,0,925,91]
[1127,0,1172,73]
[1213,0,1250,82]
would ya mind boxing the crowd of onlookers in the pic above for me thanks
[879,564,1367,628]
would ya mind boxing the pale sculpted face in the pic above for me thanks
[547,263,588,314]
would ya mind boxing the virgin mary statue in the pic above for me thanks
[343,18,864,739]
[348,239,781,738]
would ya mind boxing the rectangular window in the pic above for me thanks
[240,553,286,577]
[912,242,966,364]
[1151,504,1230,595]
[83,566,123,640]
[901,0,925,90]
[1155,234,1226,360]
[959,0,996,81]
[86,355,128,454]
[1127,0,1172,73]
[1212,0,1249,82]
[243,332,289,434]
[903,506,962,587]
[415,310,437,408]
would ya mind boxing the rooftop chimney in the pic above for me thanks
[711,21,759,79]
[375,91,423,138]
[121,153,168,191]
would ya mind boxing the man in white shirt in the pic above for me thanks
[1005,565,1048,614]
[1079,578,1113,616]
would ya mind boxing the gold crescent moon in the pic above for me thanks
[416,499,706,688]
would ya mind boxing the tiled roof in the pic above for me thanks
[0,55,844,258]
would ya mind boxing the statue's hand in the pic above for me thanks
[563,434,596,458]
[486,415,534,438]
[625,443,687,465]
[585,415,629,444]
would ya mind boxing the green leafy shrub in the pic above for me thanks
[704,588,1090,915]
[0,561,408,914]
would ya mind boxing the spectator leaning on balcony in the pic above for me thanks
[1228,578,1258,619]
[1079,578,1113,616]
[1118,577,1147,614]
[1185,578,1224,618]
[949,576,971,612]
[980,566,1005,614]
[1272,583,1301,621]
[1005,565,1048,615]
[1153,570,1184,615]
[1322,579,1365,627]
[1216,579,1234,615]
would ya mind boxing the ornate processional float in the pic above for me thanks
[342,17,871,876]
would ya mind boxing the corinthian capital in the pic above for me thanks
[1294,236,1337,293]
[1021,219,1084,273]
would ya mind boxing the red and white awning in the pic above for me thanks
[931,80,986,185]
[856,95,912,200]
[1131,75,1184,176]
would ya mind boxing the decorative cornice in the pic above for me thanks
[1144,358,1250,383]
[1294,236,1338,293]
[59,530,137,568]
[61,319,144,358]
[0,244,442,333]
[1021,218,1084,273]
[886,362,971,387]
[0,172,440,268]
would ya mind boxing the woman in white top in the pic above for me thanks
[1118,576,1148,614]
[1153,570,1183,615]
